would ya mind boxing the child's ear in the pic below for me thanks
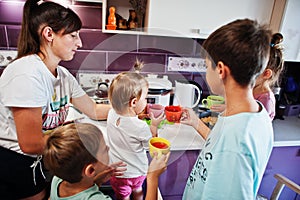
[217,61,229,79]
[84,164,96,177]
[263,69,273,79]
[130,97,137,108]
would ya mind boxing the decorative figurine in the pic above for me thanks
[128,9,138,29]
[106,6,117,30]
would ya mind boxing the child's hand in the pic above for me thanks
[149,112,165,127]
[94,161,127,186]
[147,152,170,176]
[180,107,199,129]
[210,103,226,113]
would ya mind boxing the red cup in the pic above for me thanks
[147,104,165,118]
[165,105,182,123]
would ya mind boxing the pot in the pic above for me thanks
[95,82,109,98]
[173,80,202,108]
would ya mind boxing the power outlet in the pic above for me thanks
[77,72,117,88]
[167,56,206,72]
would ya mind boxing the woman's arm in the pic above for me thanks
[11,107,48,154]
[71,94,111,120]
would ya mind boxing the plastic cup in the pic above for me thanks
[165,105,182,123]
[149,137,171,158]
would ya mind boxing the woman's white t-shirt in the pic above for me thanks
[0,54,85,155]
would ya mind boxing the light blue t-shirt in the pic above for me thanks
[183,104,273,200]
[50,176,112,200]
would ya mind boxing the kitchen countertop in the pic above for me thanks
[67,107,300,150]
[273,116,300,147]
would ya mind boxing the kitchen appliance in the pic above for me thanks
[77,72,116,104]
[0,50,17,67]
[173,80,202,108]
[146,74,172,107]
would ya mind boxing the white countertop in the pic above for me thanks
[67,107,300,150]
[158,123,205,151]
[273,116,300,147]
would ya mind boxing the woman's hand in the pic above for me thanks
[94,161,127,186]
[210,103,226,113]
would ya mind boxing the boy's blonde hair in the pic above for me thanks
[43,123,103,183]
[108,72,148,113]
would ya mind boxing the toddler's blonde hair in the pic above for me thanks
[108,72,148,114]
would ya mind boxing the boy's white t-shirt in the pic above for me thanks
[0,54,85,155]
[183,103,273,200]
[107,109,152,178]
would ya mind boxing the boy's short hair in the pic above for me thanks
[202,18,272,87]
[43,123,102,183]
[108,72,148,113]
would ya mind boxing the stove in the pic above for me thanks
[77,71,117,104]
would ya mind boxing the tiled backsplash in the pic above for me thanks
[0,1,211,96]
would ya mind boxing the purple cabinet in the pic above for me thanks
[258,146,300,200]
[158,150,200,200]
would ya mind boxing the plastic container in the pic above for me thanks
[284,104,300,116]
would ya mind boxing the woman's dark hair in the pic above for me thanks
[267,33,285,88]
[17,0,82,58]
[202,19,272,87]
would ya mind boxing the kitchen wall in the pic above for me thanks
[0,0,210,96]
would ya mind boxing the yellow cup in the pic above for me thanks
[149,137,171,158]
[201,95,225,109]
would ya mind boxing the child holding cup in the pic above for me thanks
[43,123,170,200]
[181,19,273,199]
[107,72,165,200]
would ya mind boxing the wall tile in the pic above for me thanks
[107,52,166,73]
[80,30,139,52]
[195,38,206,57]
[0,1,24,25]
[71,4,102,29]
[7,25,20,48]
[60,51,106,72]
[0,25,7,48]
[139,35,196,56]
[80,29,110,50]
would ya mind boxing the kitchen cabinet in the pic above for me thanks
[279,0,300,62]
[102,0,275,38]
[145,0,274,38]
[258,146,300,200]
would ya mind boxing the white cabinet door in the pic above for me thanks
[146,0,274,38]
[280,0,300,62]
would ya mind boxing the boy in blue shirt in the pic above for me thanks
[181,19,273,199]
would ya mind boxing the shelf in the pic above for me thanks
[75,0,103,3]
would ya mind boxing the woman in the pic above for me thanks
[0,0,110,199]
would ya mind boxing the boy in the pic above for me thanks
[181,19,274,199]
[43,123,169,200]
